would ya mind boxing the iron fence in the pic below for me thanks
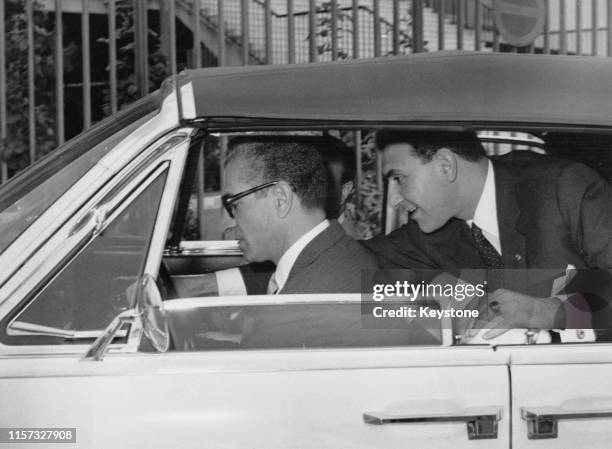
[1,0,612,183]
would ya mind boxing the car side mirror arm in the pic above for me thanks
[82,274,170,361]
[81,309,140,361]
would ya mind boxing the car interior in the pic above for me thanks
[153,128,612,351]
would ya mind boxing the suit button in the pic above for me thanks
[514,254,523,262]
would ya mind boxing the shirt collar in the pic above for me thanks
[466,160,501,254]
[274,219,330,292]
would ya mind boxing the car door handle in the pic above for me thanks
[363,407,502,440]
[521,406,612,439]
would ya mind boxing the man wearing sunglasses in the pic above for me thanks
[220,136,379,295]
[206,136,432,348]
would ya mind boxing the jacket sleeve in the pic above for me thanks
[557,162,612,269]
[360,222,439,269]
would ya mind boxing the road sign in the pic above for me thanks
[493,0,546,47]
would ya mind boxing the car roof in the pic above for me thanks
[177,51,612,130]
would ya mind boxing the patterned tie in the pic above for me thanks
[267,274,279,295]
[471,223,504,291]
[471,224,503,268]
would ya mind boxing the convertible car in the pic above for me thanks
[0,51,611,448]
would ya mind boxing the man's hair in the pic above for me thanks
[226,135,332,210]
[375,130,486,162]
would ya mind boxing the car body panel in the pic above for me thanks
[501,344,612,447]
[1,347,509,449]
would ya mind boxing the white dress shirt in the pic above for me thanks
[466,160,501,254]
[269,219,330,293]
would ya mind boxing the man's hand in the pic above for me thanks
[471,289,565,340]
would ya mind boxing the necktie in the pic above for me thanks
[471,223,504,291]
[267,274,279,295]
[471,224,503,269]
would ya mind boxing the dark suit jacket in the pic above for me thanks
[363,153,612,327]
[241,220,437,348]
[238,220,379,294]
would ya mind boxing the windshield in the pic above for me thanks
[0,94,160,255]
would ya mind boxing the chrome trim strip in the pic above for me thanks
[143,139,190,276]
[179,81,196,120]
[164,293,364,309]
[166,240,242,256]
[522,406,612,421]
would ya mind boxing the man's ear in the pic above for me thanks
[272,181,293,218]
[435,148,458,182]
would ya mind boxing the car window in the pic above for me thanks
[165,300,441,351]
[160,128,611,352]
[9,169,168,338]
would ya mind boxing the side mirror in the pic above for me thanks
[83,274,170,361]
[137,274,170,353]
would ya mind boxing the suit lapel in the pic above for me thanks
[492,159,527,269]
[283,220,345,290]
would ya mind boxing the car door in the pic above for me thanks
[0,132,513,449]
[503,342,612,448]
[1,126,511,448]
[2,308,511,449]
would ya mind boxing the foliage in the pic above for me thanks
[336,131,382,239]
[2,0,70,177]
[314,1,352,60]
[98,2,171,115]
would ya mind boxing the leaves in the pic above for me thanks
[3,0,64,177]
[100,3,170,115]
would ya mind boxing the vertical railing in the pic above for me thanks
[82,0,91,128]
[576,0,582,55]
[134,0,148,96]
[591,0,598,56]
[0,0,6,183]
[2,0,612,184]
[27,0,36,164]
[55,0,65,144]
[169,0,178,74]
[608,0,612,57]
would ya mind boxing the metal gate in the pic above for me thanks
[1,0,611,183]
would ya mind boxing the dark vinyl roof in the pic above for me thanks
[178,51,612,128]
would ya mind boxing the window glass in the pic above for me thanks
[163,128,611,351]
[13,170,167,333]
[181,132,374,242]
[166,303,441,351]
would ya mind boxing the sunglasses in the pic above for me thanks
[221,181,278,218]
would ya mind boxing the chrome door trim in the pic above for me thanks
[521,406,612,439]
[364,407,502,439]
[166,240,242,256]
[143,135,190,277]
